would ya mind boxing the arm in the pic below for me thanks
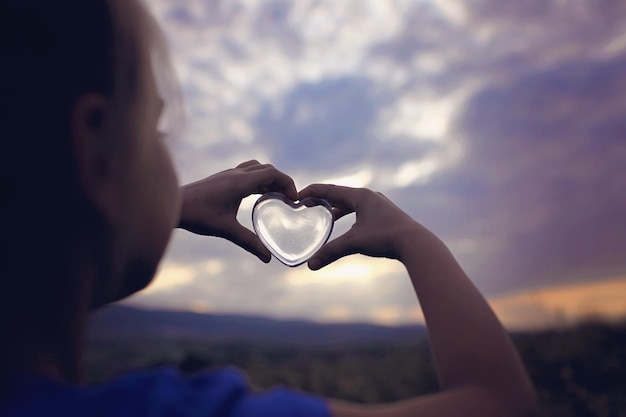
[298,185,538,417]
[178,160,298,262]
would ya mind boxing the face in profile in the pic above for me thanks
[89,0,181,307]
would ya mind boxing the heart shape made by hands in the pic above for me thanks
[252,192,334,267]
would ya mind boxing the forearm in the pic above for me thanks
[397,227,536,407]
[297,185,537,416]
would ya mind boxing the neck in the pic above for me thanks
[8,262,95,385]
[25,308,87,384]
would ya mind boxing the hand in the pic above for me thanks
[298,184,433,270]
[179,160,298,262]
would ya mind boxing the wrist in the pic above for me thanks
[394,222,447,267]
[177,186,193,230]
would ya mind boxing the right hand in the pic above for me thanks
[298,184,434,270]
[179,160,298,263]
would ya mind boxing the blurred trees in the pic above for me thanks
[86,321,626,417]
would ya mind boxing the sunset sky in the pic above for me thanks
[128,0,626,330]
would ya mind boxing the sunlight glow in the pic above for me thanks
[321,168,374,188]
[393,157,441,187]
[382,97,454,140]
[433,0,467,24]
[284,258,405,287]
[490,276,626,330]
[320,305,353,322]
[370,306,403,325]
[149,262,196,292]
[189,299,212,314]
[202,259,225,275]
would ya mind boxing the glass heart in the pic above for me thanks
[252,192,334,267]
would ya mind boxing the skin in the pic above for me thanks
[27,0,538,415]
[178,160,298,263]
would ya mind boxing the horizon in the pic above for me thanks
[122,275,626,332]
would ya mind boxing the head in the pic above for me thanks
[0,0,180,356]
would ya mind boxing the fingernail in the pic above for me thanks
[309,258,321,270]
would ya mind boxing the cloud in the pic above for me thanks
[133,0,626,326]
[443,53,626,293]
[253,77,380,172]
[149,0,461,182]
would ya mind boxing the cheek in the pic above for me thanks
[144,141,179,239]
[160,133,179,186]
[157,142,181,227]
[130,137,179,239]
[156,147,180,249]
[118,141,179,298]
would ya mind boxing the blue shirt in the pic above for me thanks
[1,366,331,417]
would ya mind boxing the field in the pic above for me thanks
[86,312,625,417]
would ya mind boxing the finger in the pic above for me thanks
[332,207,353,221]
[253,167,298,201]
[299,184,362,211]
[308,233,358,270]
[243,163,273,172]
[225,223,272,263]
[239,162,282,174]
[236,160,261,169]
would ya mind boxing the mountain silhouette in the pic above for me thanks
[88,305,427,347]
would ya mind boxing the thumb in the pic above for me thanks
[226,222,272,263]
[308,233,358,270]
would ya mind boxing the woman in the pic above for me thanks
[0,0,537,416]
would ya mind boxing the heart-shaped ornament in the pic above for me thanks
[252,192,334,267]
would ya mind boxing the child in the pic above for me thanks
[0,0,537,416]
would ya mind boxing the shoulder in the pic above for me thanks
[2,367,331,417]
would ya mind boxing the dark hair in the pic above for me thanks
[0,0,121,373]
[0,0,116,198]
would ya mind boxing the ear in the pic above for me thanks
[70,93,118,219]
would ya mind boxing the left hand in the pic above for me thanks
[178,160,298,262]
[298,184,427,270]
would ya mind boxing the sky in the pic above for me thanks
[128,0,626,330]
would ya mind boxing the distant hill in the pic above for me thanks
[87,305,427,348]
